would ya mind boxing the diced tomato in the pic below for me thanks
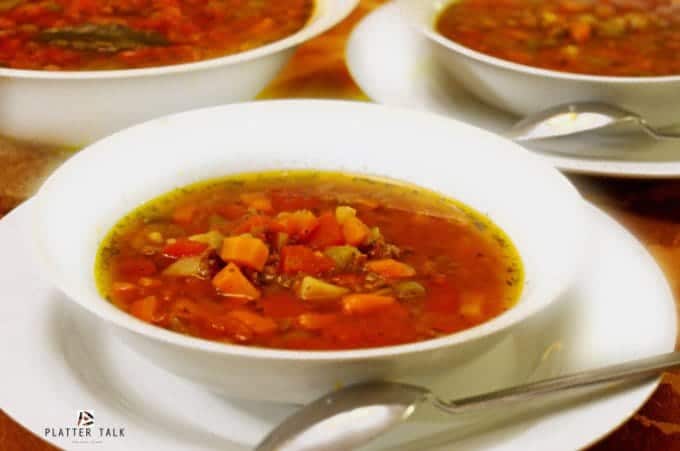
[305,212,345,249]
[270,191,322,211]
[114,257,157,278]
[162,238,209,258]
[129,296,160,323]
[233,214,283,235]
[216,204,248,220]
[261,293,308,318]
[280,245,335,275]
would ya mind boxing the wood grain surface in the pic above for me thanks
[1,1,679,449]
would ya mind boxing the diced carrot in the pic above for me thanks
[212,263,261,300]
[569,22,591,43]
[306,212,345,248]
[275,210,319,239]
[342,215,370,246]
[172,204,197,224]
[162,238,209,258]
[280,245,335,275]
[110,282,138,303]
[129,296,159,323]
[342,294,396,315]
[365,259,416,279]
[219,234,269,270]
[240,192,273,213]
[298,313,338,330]
[228,310,277,335]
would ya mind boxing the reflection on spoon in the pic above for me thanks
[256,351,680,451]
[506,102,680,142]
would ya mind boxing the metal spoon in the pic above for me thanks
[506,102,680,142]
[256,351,680,451]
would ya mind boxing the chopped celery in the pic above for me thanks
[394,281,426,300]
[324,245,361,270]
[189,230,224,249]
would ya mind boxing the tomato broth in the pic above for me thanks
[96,171,523,351]
[436,0,680,77]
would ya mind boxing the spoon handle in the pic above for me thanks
[434,351,680,414]
[637,120,680,140]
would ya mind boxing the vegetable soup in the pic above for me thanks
[0,0,313,71]
[436,0,680,77]
[96,171,523,351]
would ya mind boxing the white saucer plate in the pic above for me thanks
[346,3,680,178]
[0,200,675,450]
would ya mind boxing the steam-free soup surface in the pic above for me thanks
[96,171,522,351]
[0,0,313,70]
[436,0,680,77]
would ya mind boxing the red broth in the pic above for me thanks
[96,171,523,351]
[436,0,680,77]
[0,0,313,71]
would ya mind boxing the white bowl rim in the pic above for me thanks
[0,0,358,80]
[401,0,680,85]
[34,99,587,363]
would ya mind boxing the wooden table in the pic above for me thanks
[1,1,679,449]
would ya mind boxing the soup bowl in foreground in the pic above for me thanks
[0,0,357,148]
[397,0,680,127]
[33,100,587,403]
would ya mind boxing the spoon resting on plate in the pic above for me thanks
[256,350,680,451]
[506,102,680,142]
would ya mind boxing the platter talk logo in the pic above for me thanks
[44,410,125,444]
[77,410,94,427]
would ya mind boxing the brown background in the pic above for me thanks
[1,1,679,449]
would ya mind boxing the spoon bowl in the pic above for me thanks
[506,102,680,142]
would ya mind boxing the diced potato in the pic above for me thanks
[335,205,356,225]
[394,281,426,300]
[189,230,224,249]
[147,231,163,244]
[298,276,349,301]
[324,245,361,270]
[343,216,370,246]
[162,256,203,277]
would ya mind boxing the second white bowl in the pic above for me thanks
[0,0,357,148]
[398,0,680,127]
